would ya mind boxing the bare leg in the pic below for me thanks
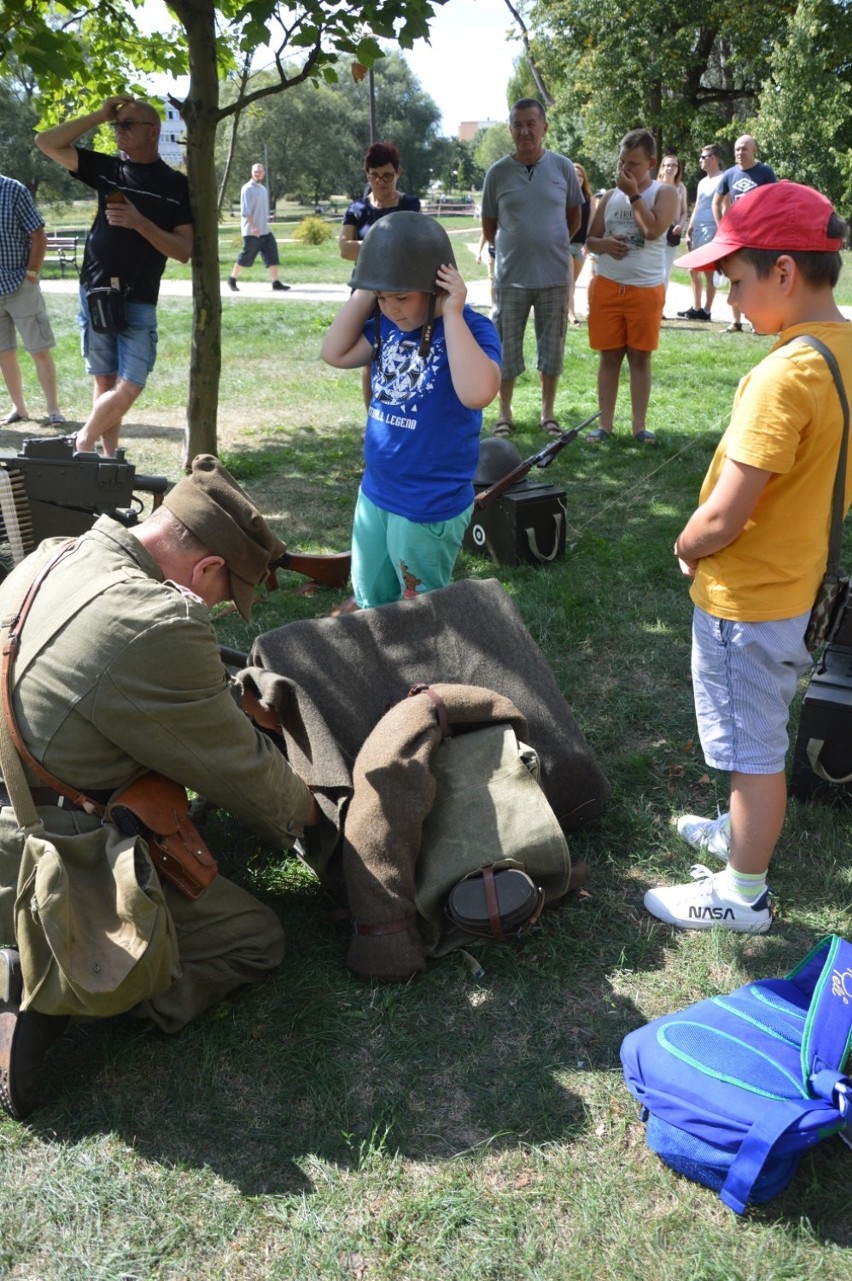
[689,269,703,310]
[625,347,652,434]
[499,377,515,423]
[76,375,142,456]
[540,372,560,423]
[30,349,61,416]
[597,348,625,433]
[703,270,716,313]
[728,771,787,876]
[0,349,27,417]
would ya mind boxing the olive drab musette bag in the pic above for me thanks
[620,935,852,1213]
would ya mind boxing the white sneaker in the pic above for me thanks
[644,864,772,933]
[676,811,730,861]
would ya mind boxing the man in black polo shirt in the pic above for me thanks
[36,96,193,455]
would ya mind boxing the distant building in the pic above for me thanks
[458,118,502,142]
[158,99,186,169]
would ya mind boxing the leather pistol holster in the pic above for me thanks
[109,773,218,900]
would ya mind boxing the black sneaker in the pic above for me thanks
[227,277,239,292]
[272,281,290,292]
[696,308,713,321]
[676,307,701,320]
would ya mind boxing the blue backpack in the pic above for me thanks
[620,935,852,1214]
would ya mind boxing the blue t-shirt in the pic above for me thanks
[716,162,777,204]
[361,304,501,523]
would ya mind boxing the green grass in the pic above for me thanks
[3,250,852,1279]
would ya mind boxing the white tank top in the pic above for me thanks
[597,181,668,287]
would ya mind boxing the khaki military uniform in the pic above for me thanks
[0,518,313,1031]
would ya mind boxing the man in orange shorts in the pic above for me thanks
[584,128,677,443]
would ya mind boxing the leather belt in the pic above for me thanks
[0,782,64,808]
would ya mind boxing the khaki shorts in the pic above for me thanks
[0,279,56,354]
[587,275,665,352]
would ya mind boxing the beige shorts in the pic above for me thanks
[0,279,56,354]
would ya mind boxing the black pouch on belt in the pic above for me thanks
[86,286,127,335]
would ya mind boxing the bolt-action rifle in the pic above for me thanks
[266,550,351,591]
[474,409,602,510]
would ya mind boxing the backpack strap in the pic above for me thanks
[720,1099,808,1215]
[722,934,852,1214]
[800,934,852,1082]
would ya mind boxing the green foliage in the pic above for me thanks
[0,78,73,199]
[473,123,513,174]
[292,214,334,244]
[528,0,810,182]
[216,52,445,206]
[755,0,852,207]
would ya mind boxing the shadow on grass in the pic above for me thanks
[30,885,655,1198]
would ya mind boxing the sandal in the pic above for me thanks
[492,419,514,438]
[584,427,612,443]
[540,419,562,437]
[632,429,657,445]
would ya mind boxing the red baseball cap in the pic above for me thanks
[678,180,843,272]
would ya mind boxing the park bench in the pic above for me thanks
[44,234,80,277]
[422,200,476,217]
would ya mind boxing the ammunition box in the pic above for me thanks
[463,481,567,567]
[790,643,852,803]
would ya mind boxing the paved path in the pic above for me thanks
[39,271,716,319]
[38,243,852,322]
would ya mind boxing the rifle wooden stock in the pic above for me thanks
[474,410,602,510]
[268,549,352,589]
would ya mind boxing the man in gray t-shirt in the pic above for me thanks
[481,99,582,436]
[227,163,289,292]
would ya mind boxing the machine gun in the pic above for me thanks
[474,410,602,510]
[0,434,352,595]
[0,436,169,577]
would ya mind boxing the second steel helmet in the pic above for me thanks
[350,212,456,294]
[473,436,524,487]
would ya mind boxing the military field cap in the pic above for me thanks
[678,181,844,273]
[163,454,285,621]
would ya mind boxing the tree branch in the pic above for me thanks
[501,0,553,107]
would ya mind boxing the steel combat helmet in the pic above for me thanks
[349,211,456,293]
[351,213,457,359]
[474,436,524,487]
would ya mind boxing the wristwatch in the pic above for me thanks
[25,269,38,281]
[629,193,642,204]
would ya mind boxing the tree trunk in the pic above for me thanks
[172,0,222,464]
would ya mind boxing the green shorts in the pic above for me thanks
[352,489,473,608]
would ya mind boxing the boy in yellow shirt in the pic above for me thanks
[644,182,851,932]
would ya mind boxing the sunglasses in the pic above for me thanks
[110,119,155,131]
[367,170,396,183]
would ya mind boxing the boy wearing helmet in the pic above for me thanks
[321,212,501,607]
